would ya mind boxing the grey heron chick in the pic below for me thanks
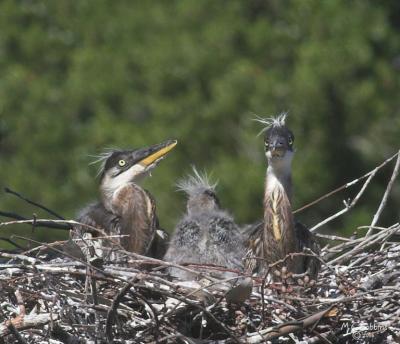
[246,114,320,277]
[164,168,245,280]
[74,139,177,260]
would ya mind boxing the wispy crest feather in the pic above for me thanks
[177,166,218,196]
[89,148,117,177]
[253,112,288,136]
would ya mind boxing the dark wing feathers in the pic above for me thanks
[74,188,167,259]
[75,202,119,236]
[244,219,320,277]
[295,221,320,278]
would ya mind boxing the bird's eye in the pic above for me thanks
[118,159,126,167]
[265,141,269,148]
[288,137,293,146]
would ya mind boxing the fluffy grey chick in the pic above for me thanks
[164,167,245,280]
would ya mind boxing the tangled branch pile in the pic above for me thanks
[0,220,399,343]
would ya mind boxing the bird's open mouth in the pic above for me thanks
[270,148,286,158]
[139,139,177,168]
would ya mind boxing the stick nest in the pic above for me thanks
[0,222,399,344]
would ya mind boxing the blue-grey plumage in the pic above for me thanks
[164,168,245,279]
[73,140,177,260]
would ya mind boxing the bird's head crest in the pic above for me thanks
[253,112,288,136]
[89,148,118,178]
[177,166,218,196]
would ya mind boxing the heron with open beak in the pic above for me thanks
[74,139,177,260]
[246,114,320,278]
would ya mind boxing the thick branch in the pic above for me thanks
[245,307,336,343]
[0,212,70,230]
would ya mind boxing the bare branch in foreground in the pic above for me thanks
[310,164,378,232]
[366,149,400,236]
[0,212,70,230]
[245,306,337,343]
[0,290,59,337]
[4,187,65,220]
[294,151,399,214]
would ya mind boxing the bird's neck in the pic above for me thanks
[100,182,155,254]
[100,186,115,212]
[263,164,294,245]
[100,182,150,214]
[100,179,137,212]
[264,165,292,203]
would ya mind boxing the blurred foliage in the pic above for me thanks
[0,0,399,248]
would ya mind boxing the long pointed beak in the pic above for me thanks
[138,139,177,167]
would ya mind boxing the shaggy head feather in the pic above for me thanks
[253,112,288,136]
[177,166,218,197]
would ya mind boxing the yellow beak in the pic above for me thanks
[139,140,177,166]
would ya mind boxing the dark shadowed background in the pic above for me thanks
[0,0,399,247]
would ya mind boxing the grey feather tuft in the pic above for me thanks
[253,112,288,136]
[177,166,218,196]
[89,148,117,177]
